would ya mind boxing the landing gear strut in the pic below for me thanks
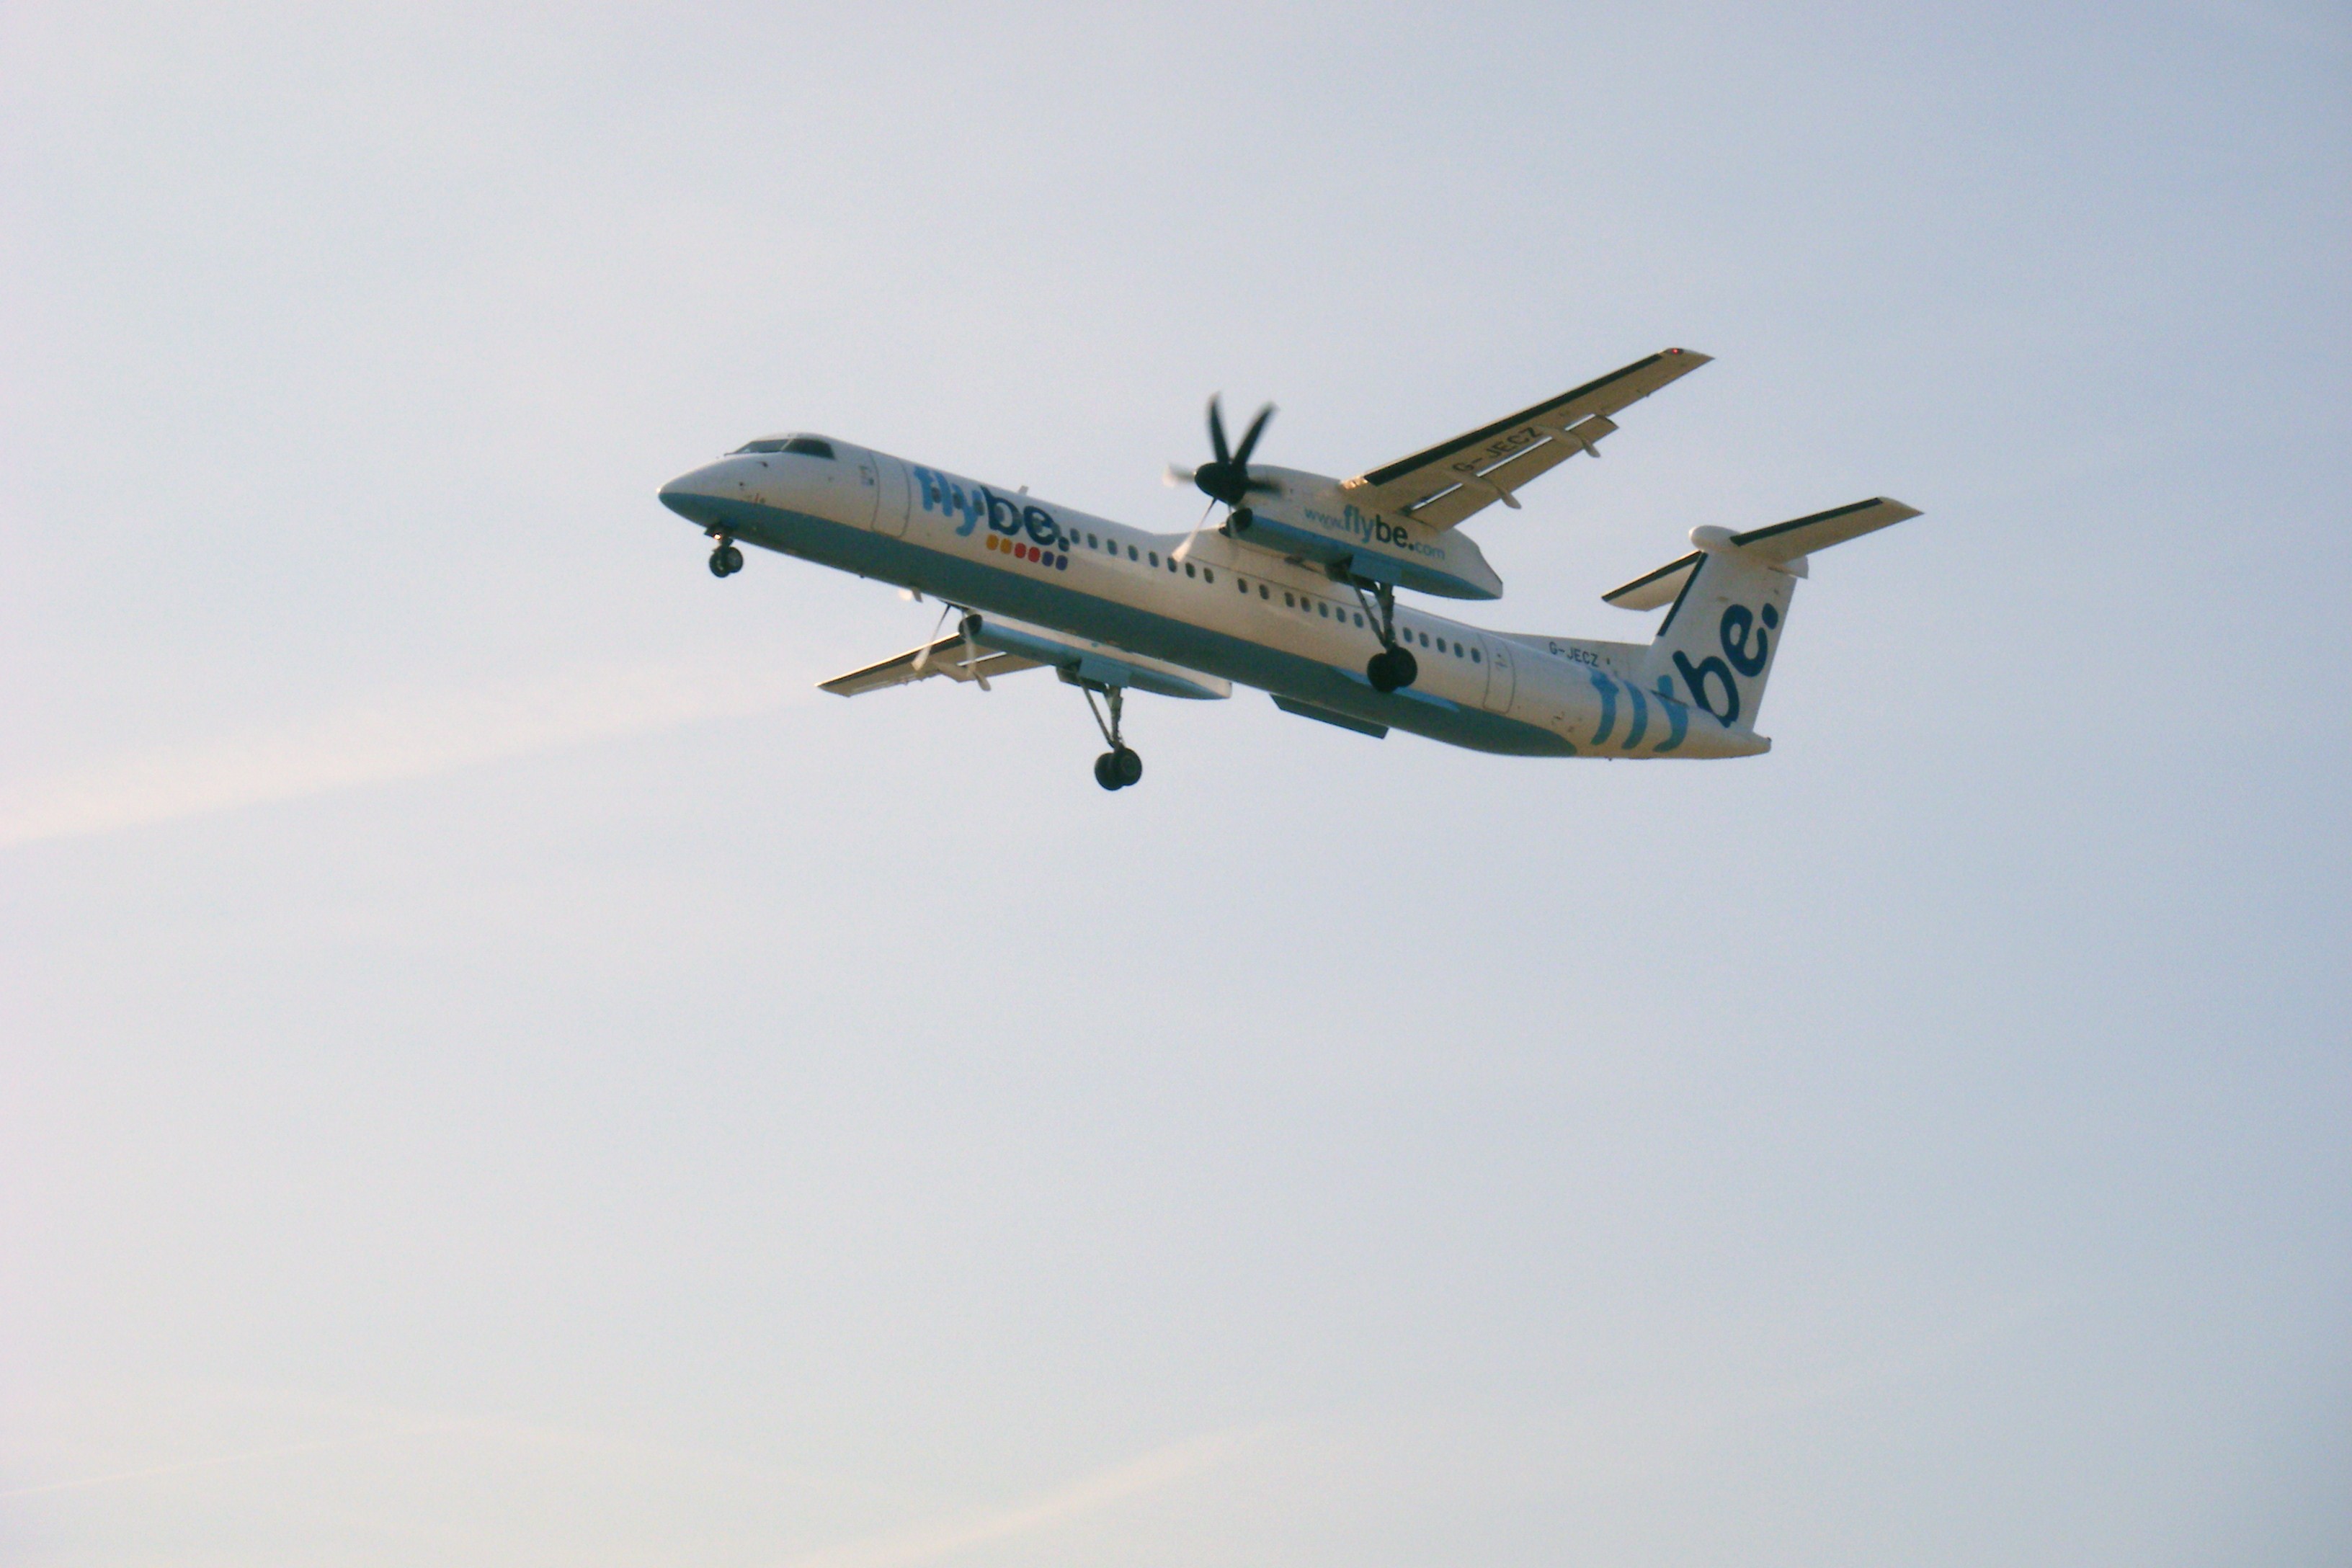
[708,535,744,577]
[1083,685,1144,791]
[1353,580,1420,692]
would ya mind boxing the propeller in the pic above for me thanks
[1166,396,1278,510]
[909,601,953,674]
[1169,396,1278,564]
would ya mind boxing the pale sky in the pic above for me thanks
[3,2,2347,1564]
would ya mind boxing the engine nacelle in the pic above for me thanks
[1227,467,1503,600]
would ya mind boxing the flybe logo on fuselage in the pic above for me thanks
[911,466,1069,551]
[1301,502,1447,561]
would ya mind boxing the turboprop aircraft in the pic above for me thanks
[656,349,1918,790]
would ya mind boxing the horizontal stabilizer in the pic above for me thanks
[1604,496,1920,610]
[1726,496,1921,566]
[1600,553,1701,611]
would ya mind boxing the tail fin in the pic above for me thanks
[1603,497,1920,732]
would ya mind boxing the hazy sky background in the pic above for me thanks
[3,2,2346,1563]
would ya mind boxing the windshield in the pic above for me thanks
[729,435,836,459]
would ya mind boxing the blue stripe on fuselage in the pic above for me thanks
[696,496,1574,757]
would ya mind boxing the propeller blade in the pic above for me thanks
[1163,463,1195,488]
[909,602,953,674]
[1206,396,1231,467]
[961,615,991,692]
[1231,402,1275,467]
[1171,495,1217,564]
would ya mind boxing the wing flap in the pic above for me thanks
[1341,349,1707,530]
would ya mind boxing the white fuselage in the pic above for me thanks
[659,440,1765,759]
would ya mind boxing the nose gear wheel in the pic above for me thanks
[708,538,744,576]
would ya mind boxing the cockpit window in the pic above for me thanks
[729,435,837,459]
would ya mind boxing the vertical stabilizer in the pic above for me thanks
[1643,544,1797,731]
[1603,498,1920,735]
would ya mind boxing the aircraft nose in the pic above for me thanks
[659,465,724,525]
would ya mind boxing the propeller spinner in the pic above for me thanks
[1168,396,1279,512]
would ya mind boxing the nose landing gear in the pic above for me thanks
[1082,685,1144,790]
[708,536,744,577]
[1353,580,1419,692]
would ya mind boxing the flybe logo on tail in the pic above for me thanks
[911,466,1067,550]
[1672,602,1778,728]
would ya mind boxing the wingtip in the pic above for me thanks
[1663,347,1714,366]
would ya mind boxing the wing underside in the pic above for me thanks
[1341,349,1710,531]
[819,636,1043,696]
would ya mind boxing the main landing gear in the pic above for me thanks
[1353,580,1420,693]
[708,535,744,577]
[1082,685,1144,791]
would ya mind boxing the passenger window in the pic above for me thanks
[1317,602,1328,617]
[1203,569,1213,584]
[1353,613,1364,627]
[1184,563,1195,578]
[1260,584,1270,599]
[1471,647,1482,663]
[1087,533,1099,549]
[1128,545,1139,561]
[1283,592,1295,607]
[1237,578,1248,594]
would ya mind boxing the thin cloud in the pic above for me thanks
[0,1424,466,1498]
[0,663,806,848]
[782,1427,1256,1568]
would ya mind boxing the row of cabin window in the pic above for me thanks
[1064,530,1480,665]
[1078,531,1231,589]
[1239,581,1484,664]
[1077,531,1193,575]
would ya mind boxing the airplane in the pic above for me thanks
[656,349,1919,790]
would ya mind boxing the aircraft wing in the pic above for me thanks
[819,634,1043,695]
[1340,348,1709,531]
